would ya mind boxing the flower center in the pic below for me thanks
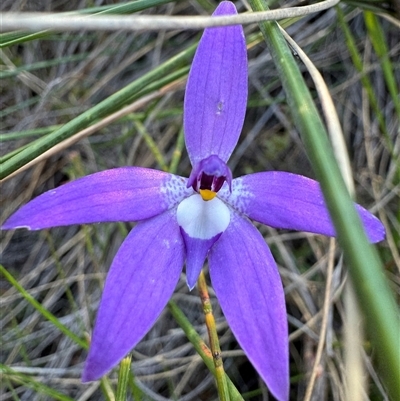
[187,155,232,201]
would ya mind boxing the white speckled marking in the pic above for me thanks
[160,175,194,209]
[218,177,254,213]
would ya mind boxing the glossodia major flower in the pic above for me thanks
[2,2,385,401]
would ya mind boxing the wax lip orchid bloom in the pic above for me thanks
[3,2,385,401]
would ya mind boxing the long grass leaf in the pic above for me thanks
[0,0,175,48]
[364,11,400,118]
[248,0,400,398]
[0,45,195,179]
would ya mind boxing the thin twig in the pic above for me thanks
[279,25,355,197]
[303,239,336,401]
[1,0,340,32]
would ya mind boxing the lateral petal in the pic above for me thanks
[82,210,184,382]
[3,168,192,230]
[209,214,289,401]
[184,1,248,165]
[219,172,385,243]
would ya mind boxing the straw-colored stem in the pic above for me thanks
[304,239,335,401]
[197,270,230,401]
[167,300,244,400]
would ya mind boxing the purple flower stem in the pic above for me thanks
[197,270,229,401]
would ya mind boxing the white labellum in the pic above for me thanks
[176,194,230,239]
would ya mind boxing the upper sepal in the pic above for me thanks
[184,1,248,165]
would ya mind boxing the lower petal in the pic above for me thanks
[180,229,221,290]
[82,210,184,382]
[209,214,289,401]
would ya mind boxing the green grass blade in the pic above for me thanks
[128,371,145,401]
[133,119,168,171]
[0,264,88,350]
[0,31,51,48]
[168,301,244,401]
[336,7,395,148]
[0,0,175,48]
[364,11,400,118]
[0,45,195,179]
[0,143,31,164]
[169,127,185,174]
[0,95,41,119]
[116,355,132,401]
[100,377,116,401]
[344,0,398,16]
[0,364,75,401]
[82,0,174,15]
[0,125,62,141]
[248,0,400,399]
[0,53,89,79]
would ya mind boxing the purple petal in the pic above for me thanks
[209,214,289,401]
[82,210,184,382]
[3,168,192,230]
[219,172,385,243]
[184,1,248,165]
[180,228,220,290]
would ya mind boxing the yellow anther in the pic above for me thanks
[199,189,217,201]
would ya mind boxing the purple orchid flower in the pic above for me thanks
[3,2,385,400]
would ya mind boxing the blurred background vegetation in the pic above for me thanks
[1,0,399,400]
